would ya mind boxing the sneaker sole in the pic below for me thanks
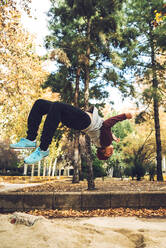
[10,146,36,149]
[24,154,49,164]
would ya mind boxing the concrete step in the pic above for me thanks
[0,191,166,213]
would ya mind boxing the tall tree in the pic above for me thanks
[123,0,166,181]
[44,0,128,189]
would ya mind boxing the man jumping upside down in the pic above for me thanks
[10,99,132,164]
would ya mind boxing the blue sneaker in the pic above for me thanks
[24,147,49,164]
[10,138,36,149]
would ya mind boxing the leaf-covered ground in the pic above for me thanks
[16,177,166,193]
[26,208,166,219]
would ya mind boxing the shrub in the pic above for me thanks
[0,140,19,175]
[124,156,146,180]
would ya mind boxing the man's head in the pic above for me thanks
[97,145,114,160]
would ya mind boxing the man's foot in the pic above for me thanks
[24,147,49,164]
[10,138,36,149]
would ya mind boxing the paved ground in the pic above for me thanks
[0,182,41,192]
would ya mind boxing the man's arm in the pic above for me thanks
[103,113,132,128]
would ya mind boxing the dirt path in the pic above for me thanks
[1,214,166,248]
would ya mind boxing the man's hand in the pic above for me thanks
[125,113,132,119]
[112,134,120,143]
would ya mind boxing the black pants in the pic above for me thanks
[26,99,91,150]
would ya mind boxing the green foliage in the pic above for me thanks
[124,156,146,181]
[92,160,107,179]
[82,161,107,179]
[135,111,148,124]
[155,22,166,50]
[112,120,133,141]
[123,0,166,181]
[124,164,135,179]
[44,0,134,103]
[81,146,106,179]
[0,141,19,174]
[91,146,107,178]
[107,149,125,178]
[122,128,156,181]
[146,162,157,181]
[123,0,166,81]
[103,115,133,177]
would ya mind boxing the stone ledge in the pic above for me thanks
[54,192,82,210]
[0,191,166,213]
[81,192,110,210]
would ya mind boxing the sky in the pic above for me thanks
[19,0,135,111]
[20,0,51,55]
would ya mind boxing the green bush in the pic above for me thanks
[146,163,156,181]
[0,140,20,175]
[92,160,107,178]
[124,156,146,180]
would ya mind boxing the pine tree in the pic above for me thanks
[44,0,128,189]
[124,0,166,181]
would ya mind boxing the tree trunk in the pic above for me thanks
[52,158,57,176]
[43,164,46,177]
[37,161,41,177]
[48,165,52,176]
[57,165,61,179]
[78,147,83,180]
[84,17,95,190]
[31,164,34,177]
[72,130,80,183]
[153,96,163,181]
[150,23,163,181]
[23,163,28,176]
[85,135,95,189]
[72,67,81,183]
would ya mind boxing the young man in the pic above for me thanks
[10,99,132,164]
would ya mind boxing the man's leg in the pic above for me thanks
[39,101,63,151]
[24,101,64,164]
[10,99,53,149]
[27,99,53,141]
